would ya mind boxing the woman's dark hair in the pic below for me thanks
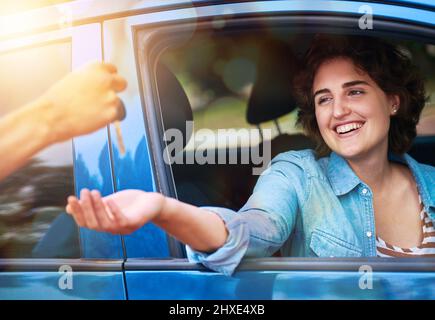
[294,34,427,157]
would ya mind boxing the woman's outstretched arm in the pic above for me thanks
[66,189,228,253]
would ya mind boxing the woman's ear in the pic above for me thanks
[389,95,400,115]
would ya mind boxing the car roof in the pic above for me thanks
[0,0,434,40]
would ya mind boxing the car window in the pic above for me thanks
[0,42,79,258]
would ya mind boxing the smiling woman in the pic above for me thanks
[292,34,433,256]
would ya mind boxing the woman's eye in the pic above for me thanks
[318,97,331,105]
[349,89,364,96]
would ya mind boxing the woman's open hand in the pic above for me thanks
[65,189,166,235]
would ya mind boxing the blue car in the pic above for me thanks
[0,0,434,300]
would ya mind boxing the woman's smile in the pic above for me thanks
[333,121,365,137]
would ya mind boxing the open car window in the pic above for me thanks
[150,21,435,262]
[155,26,435,208]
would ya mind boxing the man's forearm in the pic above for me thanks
[0,98,52,180]
[153,197,229,253]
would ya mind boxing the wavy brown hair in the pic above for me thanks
[294,34,427,157]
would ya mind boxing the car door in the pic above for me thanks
[99,0,435,300]
[0,17,125,299]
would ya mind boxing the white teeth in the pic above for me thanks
[336,122,363,134]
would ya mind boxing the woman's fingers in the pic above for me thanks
[66,189,144,235]
[90,190,114,231]
[104,201,115,221]
[66,195,86,227]
[66,191,116,233]
[80,189,100,230]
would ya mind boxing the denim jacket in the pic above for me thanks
[186,149,435,276]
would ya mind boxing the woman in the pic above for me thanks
[65,35,435,275]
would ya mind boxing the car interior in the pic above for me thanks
[157,38,316,210]
[156,29,435,213]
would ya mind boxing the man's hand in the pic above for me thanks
[66,189,166,235]
[0,62,127,180]
[38,62,127,144]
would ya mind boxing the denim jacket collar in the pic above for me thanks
[326,152,361,196]
[327,151,435,212]
[401,153,435,213]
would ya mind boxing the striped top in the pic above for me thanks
[376,196,435,257]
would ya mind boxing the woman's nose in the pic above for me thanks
[332,99,351,118]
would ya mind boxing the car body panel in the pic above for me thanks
[0,271,125,300]
[0,259,126,299]
[124,258,435,299]
[125,270,435,299]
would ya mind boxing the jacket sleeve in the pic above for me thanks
[186,151,308,276]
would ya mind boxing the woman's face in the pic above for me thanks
[313,57,399,161]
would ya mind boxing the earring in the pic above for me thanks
[392,104,398,114]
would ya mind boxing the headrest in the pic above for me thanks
[156,62,193,146]
[247,40,298,125]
